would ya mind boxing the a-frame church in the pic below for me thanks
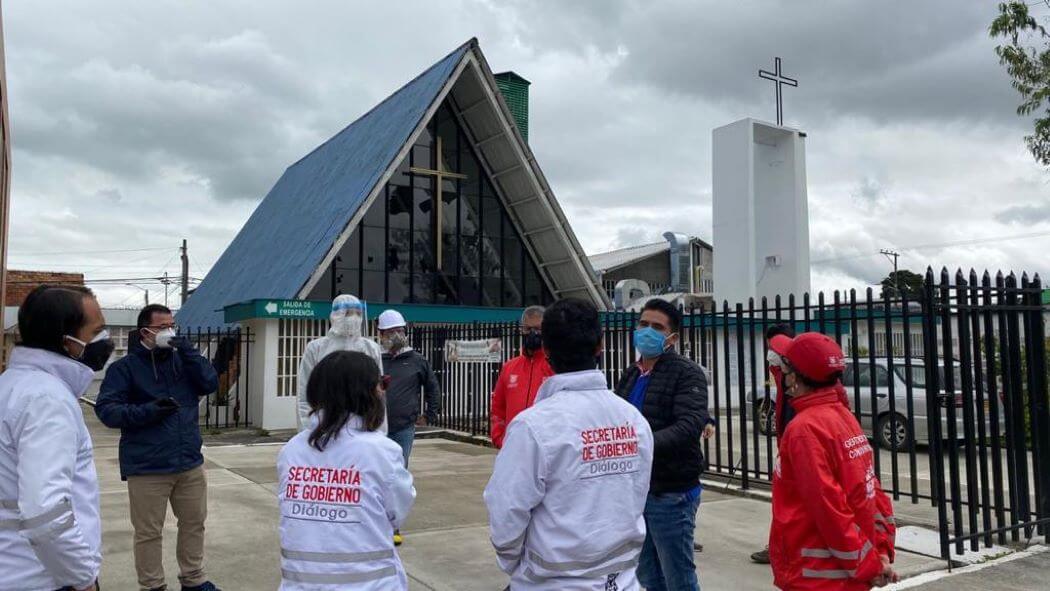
[178,38,607,329]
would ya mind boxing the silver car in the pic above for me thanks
[749,359,1003,450]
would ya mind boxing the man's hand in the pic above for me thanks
[167,336,196,355]
[870,554,899,587]
[416,416,428,427]
[702,423,716,440]
[154,397,179,417]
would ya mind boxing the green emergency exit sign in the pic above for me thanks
[224,299,332,323]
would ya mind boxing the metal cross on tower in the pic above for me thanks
[758,57,797,127]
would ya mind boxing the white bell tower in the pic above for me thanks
[712,118,811,306]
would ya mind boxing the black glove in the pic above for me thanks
[154,397,179,417]
[168,336,196,355]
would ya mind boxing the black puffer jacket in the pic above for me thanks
[615,350,710,493]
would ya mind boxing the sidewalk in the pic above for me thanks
[86,407,945,590]
[891,546,1049,590]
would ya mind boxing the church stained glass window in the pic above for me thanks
[312,101,554,307]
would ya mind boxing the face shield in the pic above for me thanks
[329,294,367,338]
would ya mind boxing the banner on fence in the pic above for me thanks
[445,338,502,363]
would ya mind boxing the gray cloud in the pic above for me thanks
[4,0,1050,306]
[995,204,1050,225]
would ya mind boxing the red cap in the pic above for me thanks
[768,334,792,356]
[784,332,846,383]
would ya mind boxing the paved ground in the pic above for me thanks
[892,547,1050,590]
[84,405,961,590]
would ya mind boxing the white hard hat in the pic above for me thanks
[377,309,407,330]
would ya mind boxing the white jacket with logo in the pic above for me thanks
[296,333,386,433]
[484,369,654,590]
[278,415,415,590]
[0,347,102,591]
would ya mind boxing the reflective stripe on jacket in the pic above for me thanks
[0,347,102,591]
[278,415,415,591]
[489,350,552,448]
[770,387,897,591]
[484,370,654,590]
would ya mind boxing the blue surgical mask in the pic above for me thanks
[634,327,669,359]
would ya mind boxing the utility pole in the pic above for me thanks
[880,249,900,297]
[163,272,170,307]
[145,289,149,307]
[180,239,189,305]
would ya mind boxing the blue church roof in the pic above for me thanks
[178,41,471,329]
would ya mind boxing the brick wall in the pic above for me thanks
[5,270,85,306]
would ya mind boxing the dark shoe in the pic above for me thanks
[750,547,770,564]
[148,588,167,591]
[181,583,220,591]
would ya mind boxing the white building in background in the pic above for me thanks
[713,118,810,306]
[588,232,714,310]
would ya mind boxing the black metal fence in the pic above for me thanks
[408,267,1050,558]
[182,327,253,430]
[922,269,1050,556]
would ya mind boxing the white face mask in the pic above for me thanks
[145,327,177,349]
[766,349,784,369]
[331,314,363,338]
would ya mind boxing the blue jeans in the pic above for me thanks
[637,489,702,591]
[388,425,415,468]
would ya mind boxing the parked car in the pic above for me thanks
[748,359,1002,450]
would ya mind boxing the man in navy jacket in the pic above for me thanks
[95,304,221,591]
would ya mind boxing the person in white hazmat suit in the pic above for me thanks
[278,350,415,590]
[296,294,385,432]
[484,298,654,591]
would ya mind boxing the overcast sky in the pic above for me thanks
[5,0,1049,307]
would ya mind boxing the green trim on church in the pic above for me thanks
[224,298,527,324]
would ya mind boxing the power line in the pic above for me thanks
[9,246,174,257]
[812,229,1050,265]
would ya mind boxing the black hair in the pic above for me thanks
[541,298,602,373]
[641,299,681,333]
[765,323,795,341]
[18,284,95,355]
[784,361,842,390]
[306,350,384,451]
[137,304,173,329]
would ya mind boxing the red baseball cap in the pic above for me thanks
[768,334,792,356]
[784,332,846,383]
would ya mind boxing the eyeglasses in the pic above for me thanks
[146,324,178,332]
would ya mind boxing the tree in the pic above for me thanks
[880,269,924,300]
[990,2,1050,165]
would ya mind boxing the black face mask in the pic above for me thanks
[523,331,542,353]
[67,332,116,372]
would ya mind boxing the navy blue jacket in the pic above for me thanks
[95,335,219,479]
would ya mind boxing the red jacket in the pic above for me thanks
[770,387,896,591]
[489,350,553,448]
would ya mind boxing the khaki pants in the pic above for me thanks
[127,465,208,590]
